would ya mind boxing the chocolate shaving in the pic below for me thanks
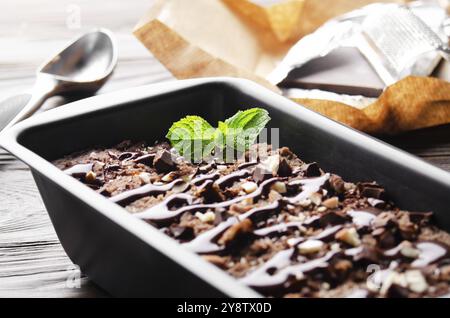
[358,182,385,199]
[302,162,322,177]
[154,149,177,173]
[218,218,253,246]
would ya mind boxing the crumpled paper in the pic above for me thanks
[294,76,450,134]
[134,0,450,135]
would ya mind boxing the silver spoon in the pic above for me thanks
[0,28,118,132]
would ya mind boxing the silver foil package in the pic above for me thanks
[268,1,450,87]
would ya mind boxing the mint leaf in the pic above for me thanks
[165,108,270,162]
[213,121,228,150]
[166,116,216,162]
[223,108,270,151]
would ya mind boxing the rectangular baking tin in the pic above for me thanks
[1,78,450,297]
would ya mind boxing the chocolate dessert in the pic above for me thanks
[53,140,450,298]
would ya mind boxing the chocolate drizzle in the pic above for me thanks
[347,210,377,229]
[133,153,155,166]
[412,241,449,267]
[238,161,258,170]
[286,173,330,204]
[183,201,281,254]
[254,221,304,238]
[110,179,183,206]
[135,178,279,223]
[215,169,251,190]
[240,249,337,291]
[191,172,220,186]
[118,151,139,161]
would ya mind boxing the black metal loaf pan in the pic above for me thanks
[1,78,450,297]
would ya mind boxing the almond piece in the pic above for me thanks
[195,211,216,223]
[85,171,97,183]
[405,270,428,293]
[322,197,339,209]
[241,181,258,193]
[335,228,361,247]
[271,181,287,194]
[298,239,324,254]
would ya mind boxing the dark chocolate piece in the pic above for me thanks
[154,149,177,173]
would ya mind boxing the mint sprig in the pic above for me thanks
[166,108,270,162]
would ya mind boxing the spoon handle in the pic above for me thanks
[2,75,57,131]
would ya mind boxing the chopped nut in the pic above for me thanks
[372,212,396,228]
[195,211,216,223]
[262,155,280,175]
[229,203,252,214]
[380,272,407,296]
[405,270,428,293]
[344,182,356,191]
[331,243,341,251]
[271,181,287,194]
[439,265,450,281]
[138,172,152,184]
[309,192,322,206]
[240,197,253,206]
[241,181,258,193]
[161,171,177,182]
[287,238,301,247]
[85,171,97,183]
[268,190,282,202]
[335,228,361,247]
[334,259,352,272]
[202,255,227,267]
[399,241,420,259]
[287,214,306,223]
[218,219,253,245]
[397,212,418,240]
[216,165,228,171]
[329,175,345,193]
[298,239,324,254]
[96,161,106,168]
[317,206,328,213]
[299,199,311,207]
[322,197,339,209]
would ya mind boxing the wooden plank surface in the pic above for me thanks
[0,0,170,298]
[1,0,450,298]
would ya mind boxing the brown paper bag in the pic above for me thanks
[295,76,450,135]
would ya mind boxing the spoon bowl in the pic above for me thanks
[0,29,118,132]
[40,29,117,94]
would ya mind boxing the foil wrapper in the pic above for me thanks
[268,1,450,86]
